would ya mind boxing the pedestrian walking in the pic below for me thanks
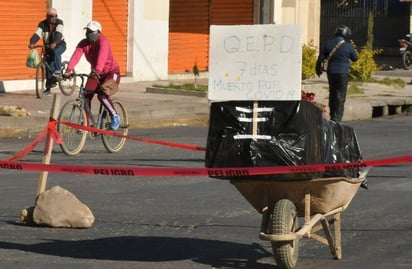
[316,25,358,122]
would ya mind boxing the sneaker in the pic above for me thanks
[110,115,120,130]
[43,89,51,96]
[52,71,62,80]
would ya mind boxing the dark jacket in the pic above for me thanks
[317,36,358,74]
[30,18,66,47]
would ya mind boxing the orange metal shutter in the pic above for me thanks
[93,0,128,76]
[210,0,254,25]
[168,0,209,73]
[168,0,254,74]
[0,1,47,80]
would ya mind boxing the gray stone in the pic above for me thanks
[33,186,95,228]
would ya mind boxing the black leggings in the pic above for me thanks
[327,73,349,122]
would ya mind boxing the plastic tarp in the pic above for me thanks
[205,100,362,180]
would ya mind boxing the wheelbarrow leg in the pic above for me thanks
[334,213,342,259]
[319,213,342,260]
[260,206,271,234]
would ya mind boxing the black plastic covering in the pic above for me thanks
[205,100,362,180]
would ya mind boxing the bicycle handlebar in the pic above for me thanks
[31,45,50,49]
[65,73,89,86]
[71,73,90,78]
[66,72,100,81]
[67,73,102,89]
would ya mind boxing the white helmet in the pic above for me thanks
[84,21,102,32]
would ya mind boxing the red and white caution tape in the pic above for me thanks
[1,119,411,177]
[0,155,411,177]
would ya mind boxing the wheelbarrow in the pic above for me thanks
[230,173,367,269]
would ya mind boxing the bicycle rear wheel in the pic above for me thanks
[58,61,77,96]
[35,63,46,99]
[57,100,88,156]
[101,100,129,153]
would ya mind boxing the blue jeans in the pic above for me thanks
[51,45,66,72]
[46,45,66,88]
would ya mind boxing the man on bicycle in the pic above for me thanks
[28,7,66,96]
[63,21,121,130]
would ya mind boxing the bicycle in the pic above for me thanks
[34,45,77,98]
[57,73,129,156]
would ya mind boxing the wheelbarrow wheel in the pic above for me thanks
[271,199,299,269]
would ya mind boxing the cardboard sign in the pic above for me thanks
[208,24,302,101]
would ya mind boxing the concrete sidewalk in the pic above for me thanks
[0,77,210,138]
[304,72,412,121]
[1,70,412,138]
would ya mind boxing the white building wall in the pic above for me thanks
[272,0,320,48]
[273,0,283,24]
[128,0,169,81]
[295,0,320,49]
[56,0,92,74]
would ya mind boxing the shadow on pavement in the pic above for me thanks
[0,236,278,268]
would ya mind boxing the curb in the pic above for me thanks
[145,87,207,97]
[0,117,211,139]
[129,116,209,129]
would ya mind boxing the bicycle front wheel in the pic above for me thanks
[57,100,88,156]
[101,100,129,153]
[58,61,77,96]
[35,63,46,98]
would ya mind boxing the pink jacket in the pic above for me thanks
[66,35,119,75]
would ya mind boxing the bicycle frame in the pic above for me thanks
[36,46,52,74]
[75,75,107,133]
[57,73,129,155]
[34,45,77,98]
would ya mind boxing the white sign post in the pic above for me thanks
[208,24,302,101]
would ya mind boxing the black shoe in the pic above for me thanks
[43,89,51,96]
[50,78,58,88]
[47,79,57,88]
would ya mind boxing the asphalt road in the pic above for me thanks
[0,116,411,269]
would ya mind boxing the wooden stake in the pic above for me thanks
[36,93,61,196]
[252,101,258,141]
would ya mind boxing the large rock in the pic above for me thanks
[0,105,29,117]
[32,186,95,228]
